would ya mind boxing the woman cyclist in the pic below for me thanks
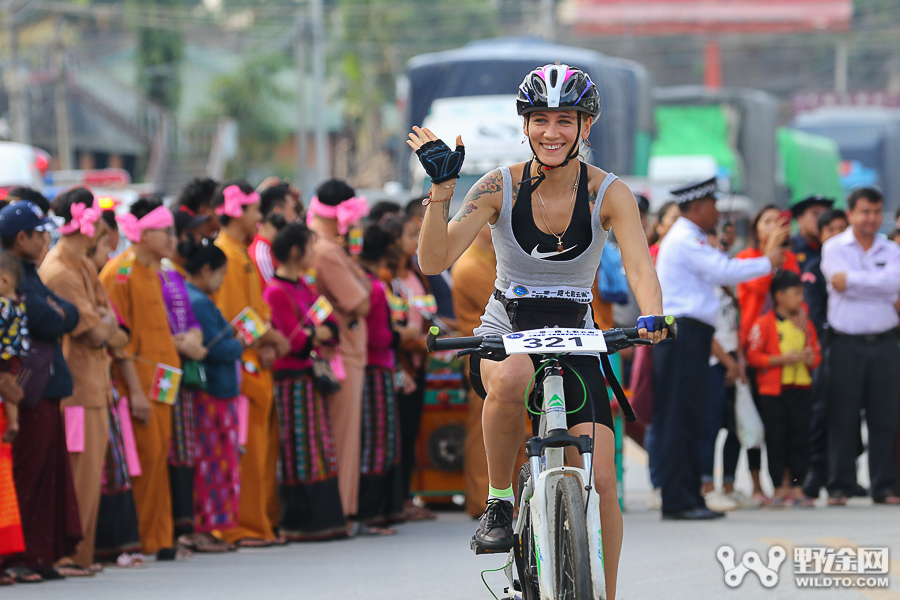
[408,64,666,599]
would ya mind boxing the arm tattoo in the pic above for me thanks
[452,169,502,222]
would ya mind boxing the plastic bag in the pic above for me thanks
[598,243,629,305]
[735,380,764,449]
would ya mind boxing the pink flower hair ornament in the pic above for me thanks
[116,205,175,243]
[215,185,261,219]
[305,195,369,235]
[58,200,102,237]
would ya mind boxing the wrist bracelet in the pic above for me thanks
[422,189,454,206]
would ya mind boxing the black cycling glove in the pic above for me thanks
[415,139,465,184]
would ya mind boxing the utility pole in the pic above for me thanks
[835,38,848,95]
[310,0,328,186]
[4,2,29,143]
[54,15,73,169]
[294,14,309,197]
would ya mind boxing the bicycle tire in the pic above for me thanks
[555,476,593,600]
[516,463,540,600]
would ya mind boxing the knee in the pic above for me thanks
[485,364,533,407]
[593,467,619,502]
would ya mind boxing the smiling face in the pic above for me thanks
[524,110,592,167]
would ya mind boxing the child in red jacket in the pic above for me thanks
[746,270,821,507]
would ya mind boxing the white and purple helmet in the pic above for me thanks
[516,64,600,119]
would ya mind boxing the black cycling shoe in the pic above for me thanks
[471,499,514,555]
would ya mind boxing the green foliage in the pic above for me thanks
[200,52,291,172]
[132,0,185,110]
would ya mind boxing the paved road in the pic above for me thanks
[12,440,900,600]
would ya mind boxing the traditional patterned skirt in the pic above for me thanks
[273,370,346,541]
[192,393,240,533]
[94,393,141,562]
[357,366,405,525]
[169,388,197,537]
[0,411,24,556]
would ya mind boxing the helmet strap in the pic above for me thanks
[523,112,583,190]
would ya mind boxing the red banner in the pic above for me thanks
[566,0,852,35]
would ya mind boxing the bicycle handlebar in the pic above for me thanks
[426,316,678,355]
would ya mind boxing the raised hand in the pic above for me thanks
[407,126,465,184]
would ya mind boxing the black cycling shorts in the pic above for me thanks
[470,354,614,435]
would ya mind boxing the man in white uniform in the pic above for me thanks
[654,178,785,519]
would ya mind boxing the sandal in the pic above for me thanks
[827,492,848,506]
[40,567,67,580]
[269,536,289,546]
[177,534,235,553]
[235,538,273,548]
[873,495,900,505]
[3,566,42,584]
[53,564,94,578]
[794,496,816,508]
[357,524,397,536]
[156,547,192,561]
[115,553,147,568]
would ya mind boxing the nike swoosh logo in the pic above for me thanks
[531,245,577,259]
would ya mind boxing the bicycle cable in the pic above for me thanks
[480,558,514,600]
[524,355,588,416]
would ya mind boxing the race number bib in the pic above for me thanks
[504,283,593,304]
[502,328,607,355]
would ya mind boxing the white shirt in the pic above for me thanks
[710,286,739,366]
[657,217,772,326]
[820,228,900,335]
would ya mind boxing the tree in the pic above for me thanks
[133,0,185,110]
[200,52,290,175]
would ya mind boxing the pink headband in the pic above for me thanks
[215,185,260,219]
[306,195,369,235]
[116,205,175,243]
[58,200,102,237]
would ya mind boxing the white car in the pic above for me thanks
[0,142,48,193]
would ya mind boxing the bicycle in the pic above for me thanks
[427,317,677,600]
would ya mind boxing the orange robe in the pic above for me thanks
[214,232,277,542]
[41,244,113,566]
[451,244,531,518]
[99,251,180,555]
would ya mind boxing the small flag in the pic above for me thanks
[303,268,317,287]
[348,226,363,256]
[116,253,135,284]
[231,307,269,346]
[149,364,183,405]
[412,294,438,317]
[386,290,408,323]
[307,295,333,326]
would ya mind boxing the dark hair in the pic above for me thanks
[895,204,900,221]
[177,177,218,214]
[211,179,254,226]
[271,222,315,263]
[182,238,227,275]
[381,213,410,240]
[361,223,397,262]
[9,187,50,215]
[847,187,883,211]
[770,269,802,298]
[889,228,900,241]
[101,209,117,230]
[52,187,95,225]
[260,184,290,217]
[130,195,165,220]
[369,201,401,224]
[405,196,427,218]
[0,252,23,287]
[749,204,779,249]
[817,208,847,231]
[635,194,650,216]
[315,179,355,207]
[265,212,287,231]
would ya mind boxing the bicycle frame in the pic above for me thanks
[507,357,607,600]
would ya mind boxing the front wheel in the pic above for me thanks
[555,476,592,600]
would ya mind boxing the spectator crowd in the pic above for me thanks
[0,176,898,586]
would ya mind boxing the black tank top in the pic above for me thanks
[512,160,592,262]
